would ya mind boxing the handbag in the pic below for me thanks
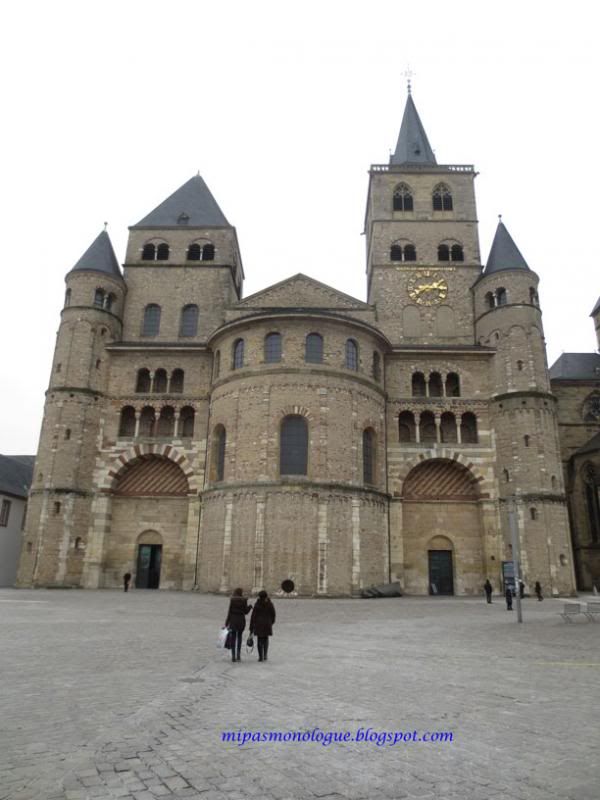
[246,632,254,649]
[217,627,229,649]
[224,629,234,650]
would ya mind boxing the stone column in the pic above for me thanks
[252,494,266,593]
[219,497,233,593]
[317,498,329,594]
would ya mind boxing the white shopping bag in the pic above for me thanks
[217,627,229,649]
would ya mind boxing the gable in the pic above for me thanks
[234,274,370,311]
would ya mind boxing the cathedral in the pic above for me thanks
[17,90,600,596]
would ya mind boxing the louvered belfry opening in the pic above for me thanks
[113,455,189,496]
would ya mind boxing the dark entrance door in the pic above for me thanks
[136,544,162,589]
[428,550,454,595]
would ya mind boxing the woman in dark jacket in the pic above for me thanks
[225,588,252,662]
[250,590,276,662]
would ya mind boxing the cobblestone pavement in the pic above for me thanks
[1,589,599,800]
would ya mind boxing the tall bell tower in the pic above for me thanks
[365,88,481,344]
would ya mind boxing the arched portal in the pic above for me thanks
[102,456,191,589]
[401,459,485,595]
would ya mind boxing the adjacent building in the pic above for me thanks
[0,455,34,586]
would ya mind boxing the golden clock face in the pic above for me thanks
[407,271,448,306]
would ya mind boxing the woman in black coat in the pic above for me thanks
[250,590,276,662]
[225,588,252,662]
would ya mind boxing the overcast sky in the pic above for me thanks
[1,0,598,454]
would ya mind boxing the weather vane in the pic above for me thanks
[403,66,415,94]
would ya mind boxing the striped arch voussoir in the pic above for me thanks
[398,451,486,491]
[101,444,199,494]
[279,405,313,421]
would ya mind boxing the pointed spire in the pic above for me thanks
[483,220,530,276]
[591,296,600,317]
[132,175,229,228]
[69,230,122,278]
[390,93,437,166]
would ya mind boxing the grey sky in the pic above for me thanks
[1,0,598,454]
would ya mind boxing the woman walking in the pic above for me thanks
[250,590,276,662]
[225,588,252,662]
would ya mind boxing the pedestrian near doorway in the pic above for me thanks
[534,581,543,601]
[505,586,513,611]
[250,590,276,662]
[225,588,252,662]
[123,572,131,592]
[484,579,493,604]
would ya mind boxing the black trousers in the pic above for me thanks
[257,636,269,660]
[231,630,243,660]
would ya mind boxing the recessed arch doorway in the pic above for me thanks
[402,458,485,595]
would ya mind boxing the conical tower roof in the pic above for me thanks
[132,175,229,228]
[390,93,437,166]
[483,221,530,276]
[591,296,600,316]
[69,230,122,278]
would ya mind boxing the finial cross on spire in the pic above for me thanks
[103,221,108,231]
[403,66,415,95]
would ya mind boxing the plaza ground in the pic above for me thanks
[0,589,599,800]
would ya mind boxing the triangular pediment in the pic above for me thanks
[235,274,370,310]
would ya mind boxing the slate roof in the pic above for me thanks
[549,352,600,380]
[591,296,600,316]
[0,455,34,499]
[390,94,437,166]
[575,431,600,457]
[132,175,229,228]
[69,231,122,278]
[483,221,530,276]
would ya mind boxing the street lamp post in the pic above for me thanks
[507,496,523,623]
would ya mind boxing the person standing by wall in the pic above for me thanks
[534,581,544,601]
[484,579,493,604]
[225,588,252,662]
[250,590,276,662]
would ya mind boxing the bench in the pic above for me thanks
[560,603,585,622]
[584,602,600,622]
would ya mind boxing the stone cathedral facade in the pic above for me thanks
[18,92,586,596]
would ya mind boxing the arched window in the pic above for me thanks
[213,425,226,481]
[153,368,167,393]
[135,368,151,393]
[372,352,381,382]
[139,407,156,437]
[363,428,375,485]
[438,244,450,262]
[142,243,156,261]
[440,412,457,443]
[390,244,403,262]
[187,243,201,261]
[180,304,199,337]
[496,288,507,306]
[142,304,161,336]
[551,475,558,491]
[503,468,510,482]
[74,537,83,551]
[393,183,413,212]
[345,339,358,370]
[398,411,416,443]
[305,333,323,363]
[460,412,478,444]
[119,406,136,437]
[432,183,453,211]
[264,332,282,363]
[179,406,195,437]
[280,415,308,475]
[232,338,245,369]
[420,411,437,443]
[429,372,443,397]
[94,288,105,307]
[64,288,71,307]
[412,372,426,397]
[157,406,175,437]
[404,244,417,262]
[451,244,464,262]
[529,287,539,305]
[517,360,524,371]
[530,507,538,521]
[202,243,215,261]
[170,369,184,394]
[104,293,116,311]
[485,291,495,310]
[64,428,71,440]
[445,372,460,397]
[524,435,530,447]
[156,243,169,261]
[214,350,221,379]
